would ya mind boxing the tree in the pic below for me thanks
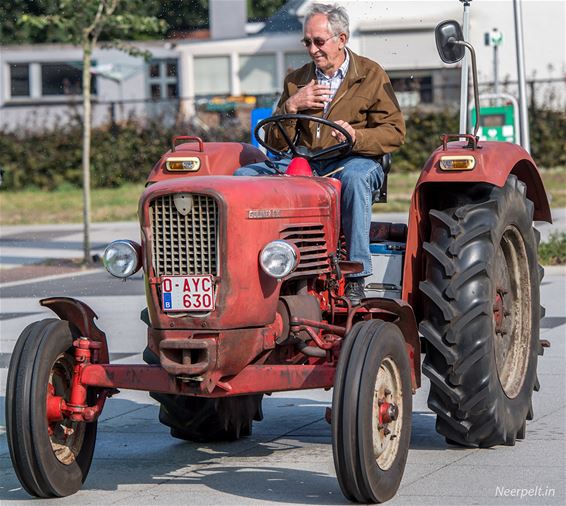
[248,0,286,21]
[21,1,165,263]
[4,1,287,43]
[148,0,209,36]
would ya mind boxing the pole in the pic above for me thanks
[82,40,92,265]
[513,0,530,152]
[494,44,499,95]
[459,0,471,135]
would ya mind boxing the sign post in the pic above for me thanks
[485,28,503,95]
[458,0,472,135]
[513,0,531,152]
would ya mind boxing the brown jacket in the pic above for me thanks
[267,49,406,157]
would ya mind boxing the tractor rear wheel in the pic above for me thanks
[420,175,542,447]
[332,320,412,503]
[143,348,263,442]
[6,319,98,497]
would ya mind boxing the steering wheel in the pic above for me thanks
[254,114,354,162]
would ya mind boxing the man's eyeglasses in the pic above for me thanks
[301,33,339,48]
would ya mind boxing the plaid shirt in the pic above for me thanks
[315,49,350,114]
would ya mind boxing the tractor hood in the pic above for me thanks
[139,175,341,330]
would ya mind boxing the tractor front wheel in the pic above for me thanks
[6,319,98,497]
[332,320,412,503]
[420,175,541,447]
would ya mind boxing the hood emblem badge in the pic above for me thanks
[174,194,193,216]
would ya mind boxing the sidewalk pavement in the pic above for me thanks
[1,208,564,283]
[0,221,140,284]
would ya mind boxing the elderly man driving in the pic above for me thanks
[235,2,405,305]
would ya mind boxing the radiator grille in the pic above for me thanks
[280,224,330,277]
[150,194,218,277]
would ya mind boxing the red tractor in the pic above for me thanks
[6,19,551,504]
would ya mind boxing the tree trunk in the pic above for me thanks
[82,40,92,264]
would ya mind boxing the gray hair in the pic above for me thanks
[304,3,350,40]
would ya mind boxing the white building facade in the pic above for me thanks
[0,0,564,131]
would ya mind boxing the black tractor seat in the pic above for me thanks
[372,152,392,204]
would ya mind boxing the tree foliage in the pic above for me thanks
[19,0,165,47]
[141,0,210,35]
[248,0,286,21]
[0,0,59,44]
[1,0,286,44]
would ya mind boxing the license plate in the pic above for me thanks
[161,275,215,312]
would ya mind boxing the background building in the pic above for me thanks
[1,0,564,131]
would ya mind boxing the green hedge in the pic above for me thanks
[395,109,460,171]
[0,119,249,190]
[1,108,564,190]
[529,108,566,167]
[395,107,566,171]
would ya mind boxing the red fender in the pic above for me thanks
[402,140,551,318]
[352,298,421,390]
[40,297,109,364]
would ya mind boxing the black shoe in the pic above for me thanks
[345,278,366,306]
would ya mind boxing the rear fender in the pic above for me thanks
[40,297,109,364]
[402,141,551,321]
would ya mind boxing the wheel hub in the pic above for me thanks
[372,358,403,470]
[493,226,532,399]
[379,400,399,425]
[493,290,506,331]
[47,353,86,465]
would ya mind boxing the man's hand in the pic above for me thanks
[332,120,356,144]
[285,79,331,113]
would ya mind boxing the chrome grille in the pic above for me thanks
[280,224,330,277]
[150,194,218,276]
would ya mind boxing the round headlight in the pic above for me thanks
[102,240,142,278]
[260,240,299,279]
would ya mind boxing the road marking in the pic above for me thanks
[0,268,104,289]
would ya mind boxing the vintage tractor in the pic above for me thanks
[5,18,551,504]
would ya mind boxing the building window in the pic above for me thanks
[284,53,310,74]
[167,83,178,98]
[390,75,433,107]
[10,63,30,97]
[194,56,230,96]
[166,62,177,77]
[239,54,276,95]
[149,63,160,78]
[150,84,161,99]
[147,59,178,99]
[41,62,95,96]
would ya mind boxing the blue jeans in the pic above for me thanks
[234,156,384,278]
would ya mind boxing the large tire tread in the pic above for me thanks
[420,175,541,447]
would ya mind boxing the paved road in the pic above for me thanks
[0,219,565,505]
[1,208,564,271]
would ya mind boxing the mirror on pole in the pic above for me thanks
[435,20,465,64]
